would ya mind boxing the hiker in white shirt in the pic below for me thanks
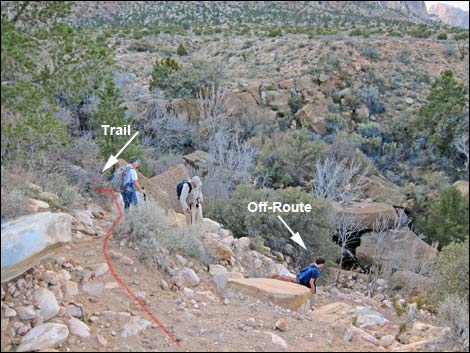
[179,176,204,225]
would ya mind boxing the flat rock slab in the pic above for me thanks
[333,202,397,230]
[226,278,311,311]
[1,212,72,282]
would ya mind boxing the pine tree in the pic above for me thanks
[420,186,469,248]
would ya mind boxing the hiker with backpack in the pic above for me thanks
[177,176,204,225]
[112,157,145,210]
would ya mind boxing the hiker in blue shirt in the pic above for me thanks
[121,157,144,210]
[296,257,326,307]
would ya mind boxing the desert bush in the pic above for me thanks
[0,167,31,222]
[350,28,369,37]
[203,129,257,200]
[256,130,328,189]
[205,185,337,267]
[433,294,469,352]
[431,238,469,301]
[157,59,225,99]
[437,33,448,40]
[311,151,370,205]
[362,47,379,59]
[128,40,158,52]
[149,57,181,92]
[418,186,469,248]
[115,201,213,265]
[443,45,457,57]
[176,43,188,56]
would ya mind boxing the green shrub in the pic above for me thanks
[266,28,282,37]
[256,130,328,188]
[437,33,448,40]
[350,28,369,37]
[128,40,157,52]
[149,57,180,92]
[159,59,225,99]
[419,186,469,248]
[205,185,337,267]
[431,238,469,301]
[417,70,468,158]
[176,43,188,56]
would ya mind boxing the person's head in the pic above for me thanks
[191,176,202,189]
[315,257,326,269]
[128,156,140,169]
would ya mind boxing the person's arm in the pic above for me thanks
[179,183,190,213]
[133,179,143,192]
[309,278,316,293]
[131,169,143,192]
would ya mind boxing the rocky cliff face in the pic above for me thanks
[378,1,428,19]
[429,3,469,29]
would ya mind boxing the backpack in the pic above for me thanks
[112,165,132,193]
[296,263,318,286]
[176,180,192,199]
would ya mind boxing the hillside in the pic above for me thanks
[1,1,469,352]
[429,3,469,29]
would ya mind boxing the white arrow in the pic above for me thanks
[277,215,306,250]
[102,131,139,173]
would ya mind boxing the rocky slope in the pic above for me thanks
[429,3,469,29]
[1,167,455,352]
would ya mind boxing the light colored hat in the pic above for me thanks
[191,176,202,188]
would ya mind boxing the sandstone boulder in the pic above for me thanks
[389,270,433,291]
[295,94,332,135]
[1,212,72,282]
[357,228,437,274]
[225,91,260,116]
[361,175,407,206]
[263,90,289,111]
[183,150,210,173]
[170,97,199,121]
[333,202,398,230]
[201,234,233,261]
[226,278,311,311]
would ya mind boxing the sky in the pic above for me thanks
[425,1,469,12]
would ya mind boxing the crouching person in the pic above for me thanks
[177,176,204,225]
[296,257,325,308]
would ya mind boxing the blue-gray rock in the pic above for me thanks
[1,212,71,282]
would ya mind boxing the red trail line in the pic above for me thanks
[94,188,181,347]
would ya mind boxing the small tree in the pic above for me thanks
[311,154,370,205]
[176,43,188,56]
[419,186,469,248]
[452,132,469,178]
[334,213,366,286]
[149,57,180,92]
[437,33,448,40]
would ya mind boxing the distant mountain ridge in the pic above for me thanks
[70,1,432,27]
[429,3,469,29]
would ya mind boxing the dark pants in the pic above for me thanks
[121,183,138,210]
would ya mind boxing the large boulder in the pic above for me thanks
[170,97,199,121]
[243,85,262,106]
[201,234,234,261]
[262,90,289,111]
[356,228,438,274]
[1,212,72,283]
[389,270,433,291]
[226,278,311,311]
[16,323,69,352]
[183,150,210,174]
[225,91,260,117]
[333,202,398,230]
[361,176,407,206]
[295,93,332,135]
